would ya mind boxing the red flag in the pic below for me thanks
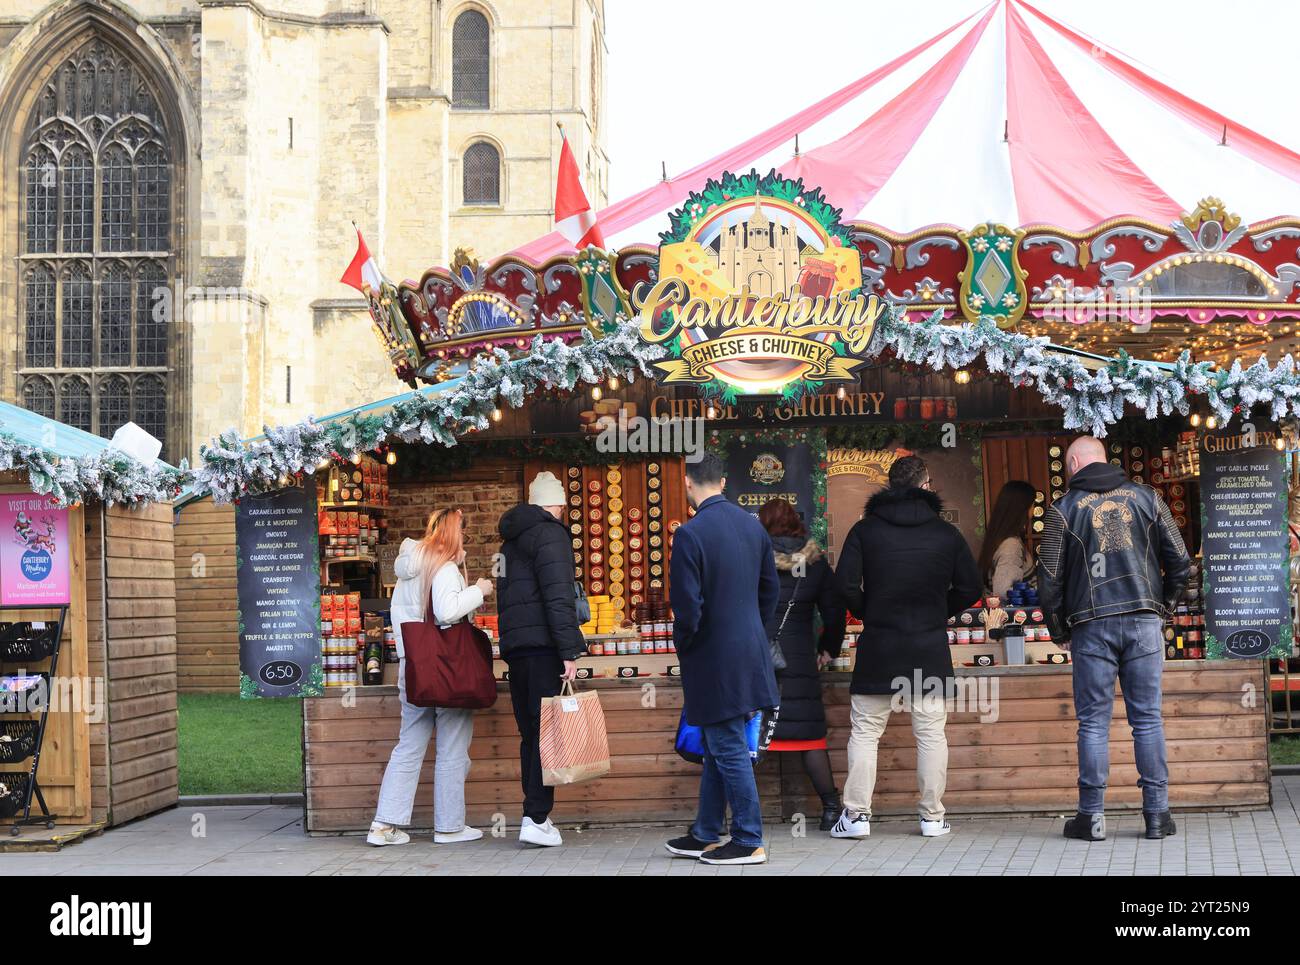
[553,134,604,250]
[340,226,383,293]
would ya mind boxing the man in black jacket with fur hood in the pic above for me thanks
[832,455,982,840]
[497,470,586,848]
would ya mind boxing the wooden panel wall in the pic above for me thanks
[303,662,1269,832]
[173,497,239,693]
[94,502,179,826]
[784,662,1269,817]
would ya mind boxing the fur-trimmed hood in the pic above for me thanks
[865,486,944,527]
[771,536,822,572]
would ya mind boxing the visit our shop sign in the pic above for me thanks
[236,476,323,696]
[1200,428,1291,659]
[724,442,814,527]
[0,494,70,606]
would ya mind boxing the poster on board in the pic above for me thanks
[236,477,323,696]
[0,494,71,607]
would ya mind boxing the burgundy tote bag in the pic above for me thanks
[400,605,497,709]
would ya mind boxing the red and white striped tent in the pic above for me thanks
[517,0,1300,260]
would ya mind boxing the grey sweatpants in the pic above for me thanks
[374,660,475,831]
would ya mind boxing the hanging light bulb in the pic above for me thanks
[608,376,620,391]
[591,386,603,401]
[386,450,397,465]
[836,385,847,400]
[1205,415,1218,429]
[350,453,362,465]
[706,403,717,420]
[1190,413,1201,427]
[491,408,503,422]
[1275,437,1286,451]
[317,458,330,470]
[954,370,971,385]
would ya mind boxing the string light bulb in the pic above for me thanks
[591,386,602,401]
[491,408,503,422]
[954,370,971,385]
[386,450,397,465]
[350,453,362,465]
[1190,413,1201,427]
[1205,415,1218,429]
[608,376,619,391]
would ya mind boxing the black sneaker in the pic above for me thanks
[1144,810,1177,840]
[1063,811,1106,841]
[664,834,723,858]
[698,841,767,865]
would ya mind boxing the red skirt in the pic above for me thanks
[767,738,828,752]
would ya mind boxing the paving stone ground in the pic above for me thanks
[5,776,1300,876]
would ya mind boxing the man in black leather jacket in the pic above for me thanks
[1038,436,1190,843]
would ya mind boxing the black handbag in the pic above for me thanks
[769,578,801,672]
[575,582,591,624]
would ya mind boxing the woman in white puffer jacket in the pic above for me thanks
[368,507,494,846]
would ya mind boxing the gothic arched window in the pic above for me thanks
[452,10,490,109]
[463,141,500,205]
[18,38,174,454]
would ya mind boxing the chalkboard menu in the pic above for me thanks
[724,442,814,528]
[236,478,323,696]
[1200,431,1291,659]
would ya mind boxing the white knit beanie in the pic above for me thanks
[528,470,566,507]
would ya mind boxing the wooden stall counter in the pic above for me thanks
[302,661,1269,834]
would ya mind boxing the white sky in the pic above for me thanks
[605,0,1300,200]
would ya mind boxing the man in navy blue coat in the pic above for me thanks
[664,452,780,866]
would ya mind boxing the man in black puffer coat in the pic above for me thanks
[832,455,981,840]
[497,471,585,848]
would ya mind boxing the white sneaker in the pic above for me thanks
[366,821,410,846]
[519,816,563,847]
[829,809,871,838]
[434,826,484,844]
[920,818,951,837]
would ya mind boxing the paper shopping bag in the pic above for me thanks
[540,680,611,786]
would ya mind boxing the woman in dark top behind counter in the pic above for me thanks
[758,497,848,832]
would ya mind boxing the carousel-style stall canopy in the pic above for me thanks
[9,0,1300,508]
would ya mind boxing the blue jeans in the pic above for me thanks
[1071,612,1169,814]
[690,714,764,849]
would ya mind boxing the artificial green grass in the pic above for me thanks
[177,693,303,795]
[1271,735,1300,767]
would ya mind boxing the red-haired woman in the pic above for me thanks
[757,497,848,831]
[368,507,494,846]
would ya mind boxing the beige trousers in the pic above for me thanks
[843,693,948,821]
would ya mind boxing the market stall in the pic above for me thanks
[164,152,1300,829]
[0,402,180,846]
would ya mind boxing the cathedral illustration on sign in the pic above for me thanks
[717,195,801,296]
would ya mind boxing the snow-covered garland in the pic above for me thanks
[874,307,1300,437]
[191,321,666,504]
[0,430,187,507]
[9,310,1300,505]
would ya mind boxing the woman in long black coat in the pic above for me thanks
[758,498,848,832]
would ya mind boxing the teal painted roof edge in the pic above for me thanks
[173,376,464,511]
[0,398,180,467]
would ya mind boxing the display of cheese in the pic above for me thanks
[594,399,621,416]
[659,241,731,300]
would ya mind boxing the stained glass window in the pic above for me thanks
[17,38,175,455]
[452,10,489,109]
[21,377,55,420]
[463,141,500,205]
[98,374,131,436]
[59,375,91,432]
